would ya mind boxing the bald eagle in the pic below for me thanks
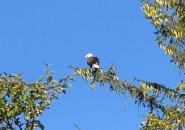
[85,53,100,70]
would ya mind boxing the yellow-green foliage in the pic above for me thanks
[142,0,185,70]
[0,66,70,129]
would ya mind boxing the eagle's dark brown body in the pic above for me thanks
[87,57,99,68]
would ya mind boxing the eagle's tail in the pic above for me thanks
[92,64,100,79]
[92,64,100,69]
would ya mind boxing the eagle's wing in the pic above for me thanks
[87,57,100,68]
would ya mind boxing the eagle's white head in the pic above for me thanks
[85,53,93,59]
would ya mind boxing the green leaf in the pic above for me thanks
[90,82,95,89]
[47,76,53,83]
[21,94,27,101]
[62,90,66,94]
[44,63,52,67]
[59,78,64,83]
[37,77,44,83]
[25,115,30,120]
[62,83,71,88]
[35,120,45,130]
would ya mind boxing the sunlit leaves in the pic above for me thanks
[159,44,176,55]
[144,113,176,129]
[153,16,163,26]
[0,65,70,129]
[75,68,82,75]
[176,80,185,91]
[75,67,93,80]
[72,65,185,129]
[140,106,185,129]
[1,63,185,129]
[137,80,185,129]
[142,0,185,71]
[1,65,127,129]
[73,65,121,90]
[142,3,161,18]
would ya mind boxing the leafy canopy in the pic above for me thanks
[0,64,69,130]
[142,0,185,71]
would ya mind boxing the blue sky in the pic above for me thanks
[0,0,184,130]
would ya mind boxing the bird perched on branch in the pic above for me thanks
[85,53,100,70]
